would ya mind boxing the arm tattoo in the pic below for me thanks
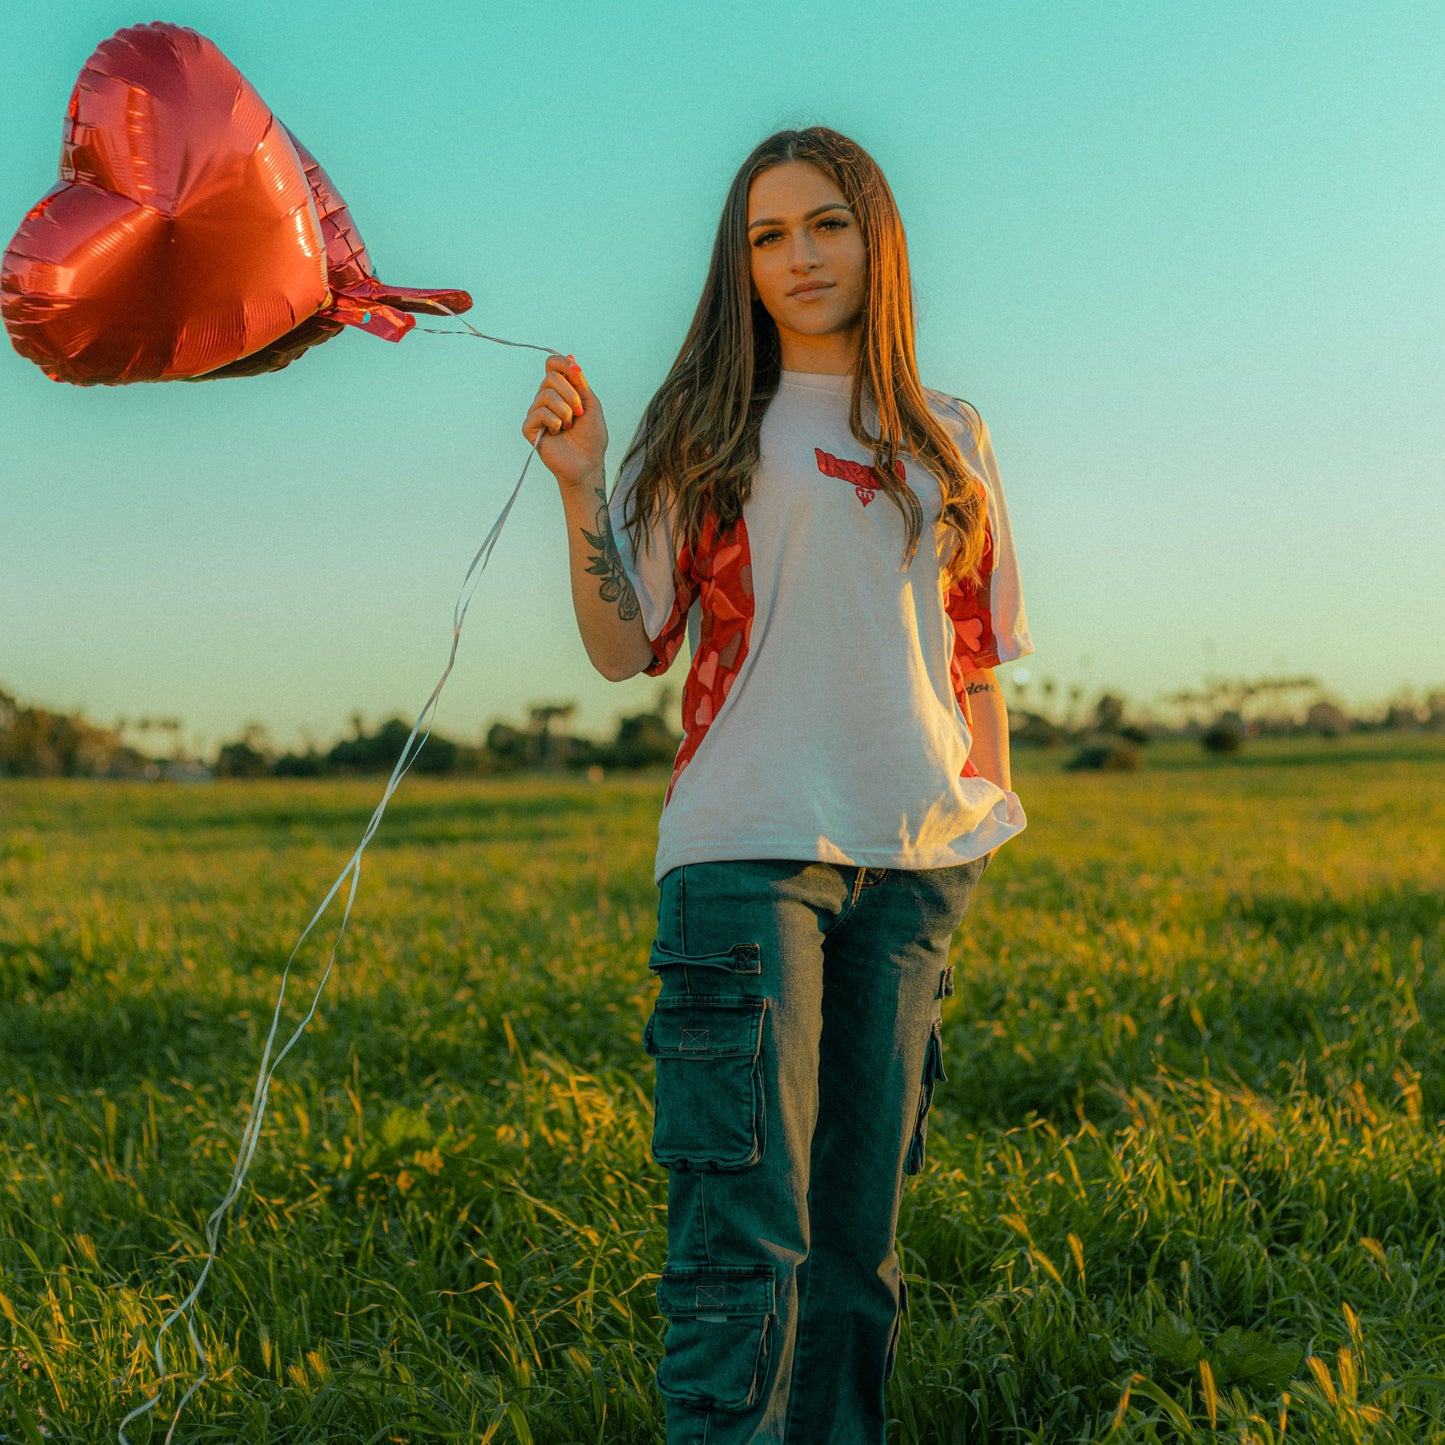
[580,485,641,623]
[965,682,998,696]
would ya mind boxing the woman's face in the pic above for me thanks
[747,161,866,365]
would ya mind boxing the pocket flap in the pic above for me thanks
[644,997,765,1059]
[658,1264,776,1319]
[649,940,762,976]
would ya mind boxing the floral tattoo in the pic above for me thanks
[581,484,641,623]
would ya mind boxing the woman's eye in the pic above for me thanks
[817,217,847,232]
[752,230,783,247]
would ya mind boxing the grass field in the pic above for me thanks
[1,734,1443,1443]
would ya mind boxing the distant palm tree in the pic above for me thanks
[528,703,577,770]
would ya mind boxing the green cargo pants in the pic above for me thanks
[643,855,988,1444]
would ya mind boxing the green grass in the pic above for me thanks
[1,735,1443,1442]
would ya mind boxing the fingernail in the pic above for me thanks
[574,405,584,417]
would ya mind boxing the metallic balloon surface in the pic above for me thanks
[1,24,326,384]
[1,22,472,385]
[199,135,473,380]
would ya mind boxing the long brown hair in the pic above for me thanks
[619,126,986,584]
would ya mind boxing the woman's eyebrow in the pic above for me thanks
[747,202,853,231]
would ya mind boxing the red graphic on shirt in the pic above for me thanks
[643,512,755,803]
[814,448,904,507]
[933,392,1005,744]
[945,477,999,773]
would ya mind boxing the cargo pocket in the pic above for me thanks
[903,1018,947,1176]
[884,1272,909,1382]
[656,1264,776,1412]
[643,994,767,1171]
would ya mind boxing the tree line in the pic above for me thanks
[4,676,1442,780]
[0,685,680,779]
[1008,675,1445,772]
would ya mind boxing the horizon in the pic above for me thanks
[3,668,1438,763]
[3,1,1442,753]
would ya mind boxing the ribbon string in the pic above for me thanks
[119,326,561,1444]
[420,311,563,355]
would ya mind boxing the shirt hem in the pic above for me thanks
[651,818,1026,885]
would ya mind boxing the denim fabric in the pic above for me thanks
[643,856,988,1444]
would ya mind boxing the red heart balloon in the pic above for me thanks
[1,23,328,384]
[199,132,474,381]
[2,22,474,385]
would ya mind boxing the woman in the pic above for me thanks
[524,127,1032,1445]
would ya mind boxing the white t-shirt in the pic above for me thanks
[611,370,1033,884]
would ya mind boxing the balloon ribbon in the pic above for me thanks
[120,317,563,1444]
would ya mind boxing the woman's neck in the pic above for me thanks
[776,327,860,376]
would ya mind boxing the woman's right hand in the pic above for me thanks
[528,354,651,681]
[524,353,609,492]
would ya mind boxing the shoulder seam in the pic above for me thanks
[926,391,987,474]
[924,387,982,427]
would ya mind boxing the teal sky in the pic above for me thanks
[2,0,1441,755]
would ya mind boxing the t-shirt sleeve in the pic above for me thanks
[941,401,1034,672]
[607,452,696,676]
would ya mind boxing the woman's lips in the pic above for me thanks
[787,280,833,297]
